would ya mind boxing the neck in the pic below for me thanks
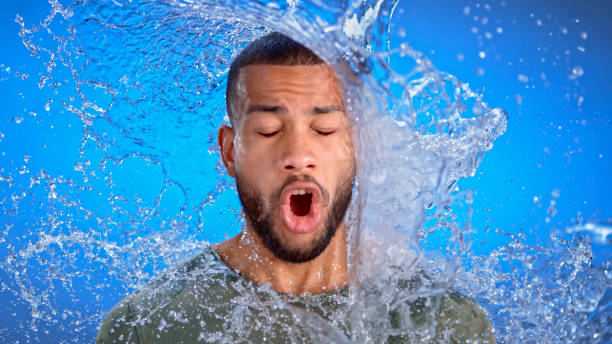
[213,223,348,294]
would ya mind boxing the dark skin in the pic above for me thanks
[214,64,355,294]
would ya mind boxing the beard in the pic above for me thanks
[235,170,355,264]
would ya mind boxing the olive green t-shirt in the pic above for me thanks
[96,249,495,343]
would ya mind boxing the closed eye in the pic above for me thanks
[314,129,335,136]
[258,131,279,137]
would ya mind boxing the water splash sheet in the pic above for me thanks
[0,0,610,343]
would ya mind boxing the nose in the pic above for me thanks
[279,128,317,173]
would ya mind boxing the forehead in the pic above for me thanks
[239,64,343,105]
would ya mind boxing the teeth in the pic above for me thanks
[292,189,307,195]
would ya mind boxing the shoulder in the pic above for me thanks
[387,286,495,344]
[435,291,496,343]
[95,248,238,343]
[95,298,141,344]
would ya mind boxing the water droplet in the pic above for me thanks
[517,74,529,83]
[569,66,584,80]
[560,27,568,34]
[496,27,503,34]
[457,53,464,61]
[580,31,588,40]
[551,189,560,199]
[475,67,485,76]
[478,51,486,59]
[514,94,523,105]
[547,201,558,217]
[13,116,24,124]
[463,6,471,15]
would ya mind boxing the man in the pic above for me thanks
[96,32,495,343]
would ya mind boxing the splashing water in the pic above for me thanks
[1,0,610,343]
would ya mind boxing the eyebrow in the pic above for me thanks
[246,105,284,114]
[313,105,345,114]
[246,104,345,115]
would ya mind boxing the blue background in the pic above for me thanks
[390,0,612,253]
[0,0,610,342]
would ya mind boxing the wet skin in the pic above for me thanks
[214,64,355,294]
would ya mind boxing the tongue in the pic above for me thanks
[280,193,322,234]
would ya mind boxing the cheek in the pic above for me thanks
[319,134,355,187]
[327,133,355,166]
[232,131,252,159]
[234,136,278,185]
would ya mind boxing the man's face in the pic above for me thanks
[223,64,355,263]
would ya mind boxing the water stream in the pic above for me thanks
[1,0,610,343]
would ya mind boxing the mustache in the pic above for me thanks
[270,174,330,207]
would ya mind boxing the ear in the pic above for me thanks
[218,125,236,178]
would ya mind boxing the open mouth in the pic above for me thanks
[280,183,323,234]
[290,190,313,216]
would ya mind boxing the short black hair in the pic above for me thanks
[225,32,324,126]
